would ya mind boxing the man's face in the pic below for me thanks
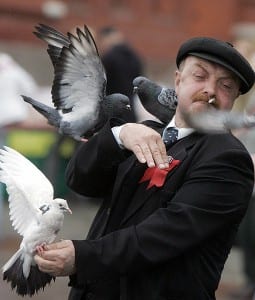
[174,56,240,127]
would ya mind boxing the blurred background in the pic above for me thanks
[0,1,255,299]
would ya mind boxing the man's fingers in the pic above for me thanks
[139,144,156,167]
[119,123,170,168]
[34,254,55,273]
[131,144,146,164]
[144,136,169,169]
[149,143,168,169]
[155,139,169,168]
[44,240,69,251]
[34,240,75,277]
[133,141,169,169]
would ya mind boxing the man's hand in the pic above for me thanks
[119,123,169,169]
[34,240,76,277]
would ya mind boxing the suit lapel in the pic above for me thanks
[111,155,137,201]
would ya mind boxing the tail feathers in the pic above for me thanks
[2,248,22,273]
[3,255,55,296]
[21,95,61,128]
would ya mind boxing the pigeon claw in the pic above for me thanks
[36,243,47,256]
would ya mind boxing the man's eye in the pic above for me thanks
[195,75,204,81]
[192,72,204,79]
[221,82,232,90]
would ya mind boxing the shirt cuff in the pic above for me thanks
[111,125,125,149]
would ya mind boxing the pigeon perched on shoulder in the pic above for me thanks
[184,109,255,133]
[22,24,131,141]
[0,146,72,296]
[133,76,178,124]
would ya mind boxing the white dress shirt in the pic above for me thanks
[112,116,195,148]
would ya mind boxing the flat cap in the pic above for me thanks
[176,37,255,94]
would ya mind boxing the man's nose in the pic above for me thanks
[203,80,216,99]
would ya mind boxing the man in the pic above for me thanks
[35,37,255,299]
[98,26,143,121]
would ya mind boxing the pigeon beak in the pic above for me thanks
[133,86,138,94]
[67,208,72,214]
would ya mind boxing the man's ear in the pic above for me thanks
[175,70,181,93]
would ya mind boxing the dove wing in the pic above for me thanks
[0,146,54,236]
[52,26,106,123]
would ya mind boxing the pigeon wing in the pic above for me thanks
[158,87,178,110]
[34,23,70,68]
[51,26,106,135]
[0,146,54,236]
[184,110,255,133]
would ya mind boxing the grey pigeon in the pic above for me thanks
[0,146,72,296]
[184,109,255,133]
[133,76,178,124]
[22,24,131,141]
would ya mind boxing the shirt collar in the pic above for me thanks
[167,116,195,140]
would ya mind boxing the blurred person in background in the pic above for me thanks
[231,110,255,300]
[232,38,255,112]
[229,41,255,300]
[0,53,37,239]
[98,26,144,122]
[0,53,36,132]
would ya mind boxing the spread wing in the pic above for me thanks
[33,24,107,139]
[0,146,54,236]
[52,26,106,122]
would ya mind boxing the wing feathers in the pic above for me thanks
[0,146,54,236]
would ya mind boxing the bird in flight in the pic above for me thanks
[0,146,72,296]
[22,24,131,141]
[184,109,255,133]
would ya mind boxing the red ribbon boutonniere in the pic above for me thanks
[139,156,180,189]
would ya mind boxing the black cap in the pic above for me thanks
[176,37,255,94]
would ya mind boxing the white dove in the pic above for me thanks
[0,146,72,296]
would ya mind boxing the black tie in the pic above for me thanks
[162,127,178,146]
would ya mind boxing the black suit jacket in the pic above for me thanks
[66,120,254,300]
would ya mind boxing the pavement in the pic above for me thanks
[0,196,249,300]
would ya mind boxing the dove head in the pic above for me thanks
[54,198,72,214]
